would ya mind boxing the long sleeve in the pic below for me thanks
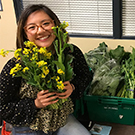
[70,45,93,99]
[0,58,39,126]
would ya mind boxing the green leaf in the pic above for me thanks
[46,82,53,89]
[52,60,65,71]
[68,44,74,52]
[65,66,73,81]
[109,45,125,63]
[64,54,74,81]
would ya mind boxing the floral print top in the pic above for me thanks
[0,44,92,128]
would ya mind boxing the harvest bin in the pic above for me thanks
[84,90,135,125]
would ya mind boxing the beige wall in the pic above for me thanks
[0,0,17,71]
[69,37,135,53]
[0,1,135,72]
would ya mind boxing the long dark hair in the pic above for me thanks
[16,4,69,49]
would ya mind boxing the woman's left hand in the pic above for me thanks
[57,81,74,99]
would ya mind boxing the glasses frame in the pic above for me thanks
[24,19,54,34]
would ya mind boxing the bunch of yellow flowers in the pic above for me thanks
[1,41,65,92]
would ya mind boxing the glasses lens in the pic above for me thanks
[25,24,37,34]
[41,20,53,30]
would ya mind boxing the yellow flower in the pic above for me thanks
[23,67,29,73]
[10,67,16,76]
[37,60,47,67]
[14,49,21,59]
[33,47,38,52]
[57,69,65,75]
[15,63,22,71]
[31,53,38,61]
[42,66,49,75]
[23,48,29,55]
[46,52,52,59]
[41,73,45,78]
[57,81,65,90]
[56,76,60,81]
[62,21,69,29]
[39,47,47,54]
[24,41,36,48]
[47,80,51,83]
[51,26,58,29]
[17,57,21,61]
[0,49,9,57]
[10,63,22,76]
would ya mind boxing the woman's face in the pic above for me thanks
[24,10,56,49]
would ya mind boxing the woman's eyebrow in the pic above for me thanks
[25,19,51,26]
[41,19,51,23]
[26,23,36,26]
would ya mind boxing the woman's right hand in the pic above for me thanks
[34,90,59,108]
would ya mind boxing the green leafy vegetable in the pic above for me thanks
[117,47,135,98]
[85,42,130,97]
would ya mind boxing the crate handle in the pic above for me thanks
[121,100,135,105]
[99,99,119,105]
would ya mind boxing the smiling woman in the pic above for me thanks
[0,4,92,135]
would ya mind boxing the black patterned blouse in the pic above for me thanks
[0,44,92,126]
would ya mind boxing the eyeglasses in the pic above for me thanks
[24,20,54,34]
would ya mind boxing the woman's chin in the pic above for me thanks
[36,43,53,49]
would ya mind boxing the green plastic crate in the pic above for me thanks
[84,92,135,125]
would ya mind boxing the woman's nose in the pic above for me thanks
[37,26,46,34]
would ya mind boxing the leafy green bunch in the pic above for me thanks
[0,21,74,109]
[117,47,135,98]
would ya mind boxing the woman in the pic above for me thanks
[0,4,92,135]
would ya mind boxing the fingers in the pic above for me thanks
[57,92,68,99]
[35,90,59,108]
[57,81,73,99]
[35,81,74,108]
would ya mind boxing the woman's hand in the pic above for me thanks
[35,90,59,108]
[57,81,74,99]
